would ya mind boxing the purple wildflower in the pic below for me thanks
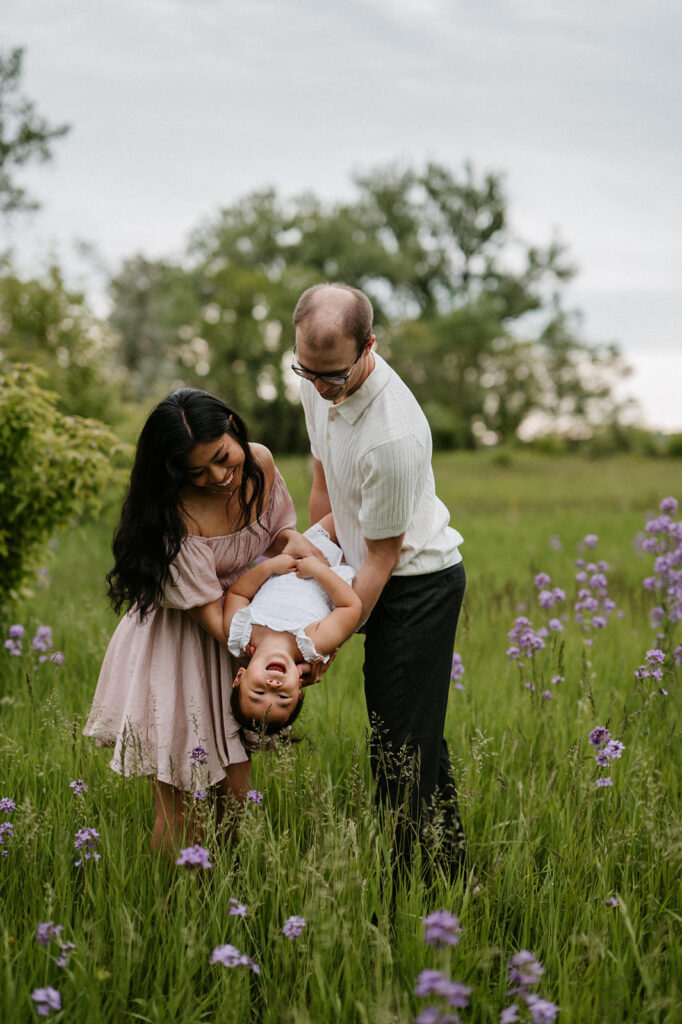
[547,618,563,632]
[508,950,544,992]
[0,798,16,814]
[282,915,306,940]
[582,534,599,549]
[507,617,546,664]
[4,638,22,656]
[31,987,61,1016]
[548,534,562,550]
[36,922,63,947]
[57,941,75,968]
[550,675,564,685]
[32,626,53,652]
[596,776,613,787]
[605,896,618,907]
[8,624,24,639]
[450,653,465,681]
[0,820,14,854]
[49,652,65,665]
[538,590,555,609]
[588,726,611,749]
[541,690,554,700]
[525,994,559,1023]
[229,898,247,917]
[175,844,212,869]
[193,789,207,802]
[246,790,263,805]
[189,746,208,766]
[74,827,100,866]
[210,944,260,973]
[534,573,551,589]
[660,497,678,515]
[500,1007,520,1023]
[423,910,462,948]
[69,779,87,796]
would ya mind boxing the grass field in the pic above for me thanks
[1,451,681,1023]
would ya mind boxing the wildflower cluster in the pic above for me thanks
[573,540,617,644]
[282,915,306,940]
[175,844,212,869]
[189,746,208,766]
[246,789,263,805]
[73,827,101,866]
[502,950,559,1023]
[450,654,465,691]
[69,779,88,796]
[0,796,15,857]
[641,497,682,632]
[210,943,260,973]
[31,987,61,1017]
[36,922,75,967]
[506,617,546,666]
[4,623,64,664]
[414,911,471,1023]
[588,726,625,788]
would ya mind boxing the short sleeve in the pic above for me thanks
[295,630,327,664]
[359,437,427,540]
[227,607,254,657]
[160,538,224,610]
[299,381,321,461]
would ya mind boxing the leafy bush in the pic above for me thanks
[0,364,128,610]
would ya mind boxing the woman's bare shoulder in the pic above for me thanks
[250,443,275,483]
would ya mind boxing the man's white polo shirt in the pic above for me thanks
[300,352,463,576]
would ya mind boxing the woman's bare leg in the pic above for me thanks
[149,778,195,855]
[216,761,251,841]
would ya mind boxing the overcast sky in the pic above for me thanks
[4,0,681,429]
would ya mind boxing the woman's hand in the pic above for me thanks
[268,554,298,575]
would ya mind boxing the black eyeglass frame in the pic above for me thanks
[290,339,369,387]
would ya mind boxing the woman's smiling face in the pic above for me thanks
[183,432,245,492]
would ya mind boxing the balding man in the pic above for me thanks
[292,282,467,884]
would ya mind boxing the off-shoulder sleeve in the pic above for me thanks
[160,537,224,610]
[264,468,297,539]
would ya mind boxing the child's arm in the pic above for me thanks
[296,556,363,656]
[223,554,297,636]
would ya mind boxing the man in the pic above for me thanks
[292,282,467,883]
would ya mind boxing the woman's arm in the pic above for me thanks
[296,557,363,655]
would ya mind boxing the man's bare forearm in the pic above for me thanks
[352,534,405,623]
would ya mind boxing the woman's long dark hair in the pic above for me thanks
[106,388,266,618]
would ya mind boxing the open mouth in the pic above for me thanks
[217,470,235,488]
[266,662,286,674]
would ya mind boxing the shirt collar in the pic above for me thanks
[330,353,391,425]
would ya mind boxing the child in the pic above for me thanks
[225,523,362,736]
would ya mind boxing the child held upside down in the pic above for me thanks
[225,523,362,737]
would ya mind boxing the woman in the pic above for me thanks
[84,388,319,852]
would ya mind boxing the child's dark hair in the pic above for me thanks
[230,684,304,751]
[106,387,267,618]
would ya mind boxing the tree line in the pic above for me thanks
[1,46,636,453]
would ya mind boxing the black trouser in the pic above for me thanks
[363,561,467,884]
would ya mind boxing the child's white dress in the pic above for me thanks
[227,524,355,664]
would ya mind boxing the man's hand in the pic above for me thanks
[298,649,338,686]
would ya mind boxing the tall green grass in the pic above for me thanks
[1,452,681,1022]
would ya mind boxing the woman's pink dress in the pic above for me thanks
[83,470,296,791]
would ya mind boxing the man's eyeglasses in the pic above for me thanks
[290,341,367,387]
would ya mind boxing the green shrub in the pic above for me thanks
[0,364,128,610]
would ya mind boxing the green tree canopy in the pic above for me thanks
[107,163,631,450]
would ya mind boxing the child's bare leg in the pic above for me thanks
[216,761,251,842]
[149,778,196,855]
